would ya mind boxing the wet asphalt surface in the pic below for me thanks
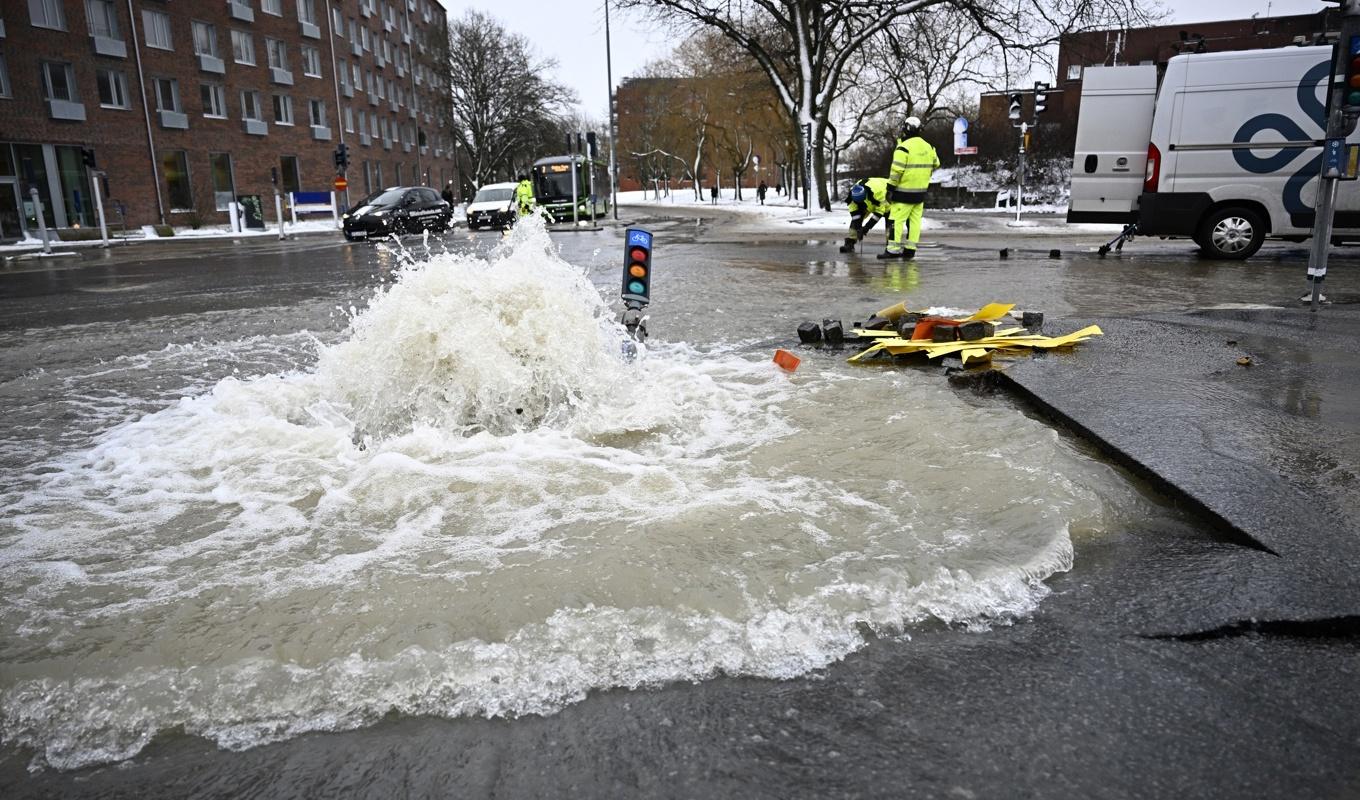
[2,209,1359,798]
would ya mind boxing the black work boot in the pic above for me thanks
[838,237,857,254]
[876,250,906,260]
[902,249,917,260]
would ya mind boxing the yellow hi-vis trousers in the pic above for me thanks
[887,202,924,254]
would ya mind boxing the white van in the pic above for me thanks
[465,182,519,230]
[1069,46,1356,260]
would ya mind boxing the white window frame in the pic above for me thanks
[333,5,344,35]
[85,0,119,39]
[308,98,325,127]
[1067,65,1083,81]
[96,67,130,109]
[231,30,256,65]
[273,93,294,125]
[154,77,181,113]
[297,0,317,24]
[266,38,289,71]
[143,9,173,50]
[201,83,227,118]
[241,89,263,121]
[29,0,66,31]
[0,55,11,99]
[192,21,219,58]
[301,45,321,78]
[344,105,354,132]
[41,61,77,102]
[262,0,282,16]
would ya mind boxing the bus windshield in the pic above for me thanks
[534,164,579,201]
[473,187,514,203]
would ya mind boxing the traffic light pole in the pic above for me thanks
[1308,8,1360,309]
[1016,123,1028,223]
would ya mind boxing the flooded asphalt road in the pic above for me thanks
[1,211,1358,798]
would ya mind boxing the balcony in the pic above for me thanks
[158,109,189,129]
[92,35,127,58]
[311,125,331,141]
[368,94,379,106]
[270,67,293,85]
[228,1,254,23]
[300,21,320,39]
[359,131,371,146]
[375,52,385,68]
[47,99,87,121]
[350,39,362,57]
[197,54,226,74]
[402,142,411,153]
[395,63,405,78]
[383,18,395,33]
[341,82,354,98]
[382,136,392,150]
[360,3,373,17]
[243,118,268,135]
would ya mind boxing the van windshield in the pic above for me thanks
[473,187,514,203]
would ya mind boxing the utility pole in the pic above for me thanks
[605,0,619,220]
[1307,1,1360,309]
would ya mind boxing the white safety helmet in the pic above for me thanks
[903,116,923,135]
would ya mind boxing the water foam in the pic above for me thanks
[1,216,1101,770]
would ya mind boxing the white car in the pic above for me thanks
[465,182,519,230]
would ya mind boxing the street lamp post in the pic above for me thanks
[605,0,619,220]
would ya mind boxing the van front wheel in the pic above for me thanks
[1196,207,1265,260]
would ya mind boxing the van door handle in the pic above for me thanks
[1084,155,1098,174]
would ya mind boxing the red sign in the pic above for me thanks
[954,146,979,156]
[333,176,348,191]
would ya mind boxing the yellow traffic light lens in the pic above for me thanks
[629,264,647,278]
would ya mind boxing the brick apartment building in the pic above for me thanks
[972,9,1340,160]
[0,0,455,241]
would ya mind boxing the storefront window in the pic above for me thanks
[279,155,300,194]
[210,153,234,211]
[161,150,193,212]
[55,145,93,227]
[15,143,56,229]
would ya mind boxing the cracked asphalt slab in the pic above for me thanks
[3,208,1360,798]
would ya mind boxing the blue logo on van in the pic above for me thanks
[1232,61,1330,216]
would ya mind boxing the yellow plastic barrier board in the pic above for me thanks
[845,303,1102,366]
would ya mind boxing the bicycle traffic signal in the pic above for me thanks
[1008,93,1023,124]
[334,142,350,171]
[1344,36,1360,112]
[1034,82,1050,116]
[622,228,653,305]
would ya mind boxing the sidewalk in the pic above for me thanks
[999,305,1360,632]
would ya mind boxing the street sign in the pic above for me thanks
[333,176,349,192]
[954,146,978,156]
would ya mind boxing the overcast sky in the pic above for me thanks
[435,0,1334,118]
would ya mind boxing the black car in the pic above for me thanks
[342,187,452,241]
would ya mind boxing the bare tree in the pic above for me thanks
[446,10,577,187]
[619,0,1160,210]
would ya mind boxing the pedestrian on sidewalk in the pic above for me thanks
[441,182,455,205]
[710,185,719,205]
[758,181,768,205]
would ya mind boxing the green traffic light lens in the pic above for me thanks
[628,280,646,294]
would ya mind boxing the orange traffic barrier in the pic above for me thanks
[773,349,801,372]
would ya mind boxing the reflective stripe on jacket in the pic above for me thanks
[888,137,941,192]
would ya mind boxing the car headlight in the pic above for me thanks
[372,210,387,218]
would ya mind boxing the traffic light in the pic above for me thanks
[622,228,653,306]
[81,148,97,169]
[1008,93,1023,124]
[1033,82,1050,116]
[334,142,350,171]
[1344,35,1360,112]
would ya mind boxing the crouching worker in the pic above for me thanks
[840,177,891,253]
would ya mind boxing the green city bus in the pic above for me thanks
[531,155,609,221]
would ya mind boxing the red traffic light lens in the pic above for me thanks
[629,247,648,263]
[629,264,647,278]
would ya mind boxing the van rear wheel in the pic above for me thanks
[1196,207,1265,260]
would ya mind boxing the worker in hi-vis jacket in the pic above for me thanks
[839,176,891,253]
[515,175,535,217]
[880,116,939,260]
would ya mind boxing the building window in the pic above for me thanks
[231,30,255,65]
[1067,65,1083,81]
[348,18,358,41]
[210,153,235,210]
[154,78,180,112]
[351,61,361,88]
[344,105,354,132]
[362,160,371,193]
[301,45,321,77]
[241,89,263,120]
[143,10,172,50]
[201,83,227,118]
[298,0,317,24]
[0,55,11,99]
[332,5,343,34]
[85,0,119,39]
[360,25,370,51]
[161,150,193,211]
[279,155,301,194]
[28,0,66,30]
[192,22,219,57]
[41,62,77,102]
[266,38,288,71]
[96,68,129,108]
[308,98,325,127]
[374,161,382,188]
[262,0,282,16]
[272,93,293,125]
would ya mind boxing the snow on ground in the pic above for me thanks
[0,218,343,255]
